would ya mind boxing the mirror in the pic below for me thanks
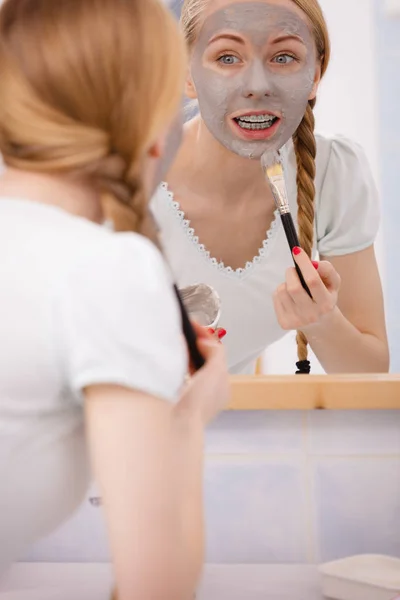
[156,0,398,377]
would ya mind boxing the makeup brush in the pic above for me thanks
[262,151,312,298]
[173,284,205,370]
[146,208,206,371]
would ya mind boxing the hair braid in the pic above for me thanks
[96,157,159,243]
[292,99,317,373]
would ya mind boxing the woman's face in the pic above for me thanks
[187,0,320,159]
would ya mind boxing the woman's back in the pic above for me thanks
[0,197,187,573]
[0,199,97,571]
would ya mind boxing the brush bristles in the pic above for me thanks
[265,162,284,178]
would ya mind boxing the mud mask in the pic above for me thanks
[191,2,317,159]
[151,107,184,194]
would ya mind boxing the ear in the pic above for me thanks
[185,67,198,100]
[308,63,322,101]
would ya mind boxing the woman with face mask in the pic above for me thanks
[0,0,229,597]
[151,0,389,375]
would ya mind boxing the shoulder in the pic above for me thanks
[314,132,366,158]
[54,232,186,401]
[310,135,380,256]
[311,133,379,208]
[285,133,375,198]
[62,231,171,297]
[313,133,375,189]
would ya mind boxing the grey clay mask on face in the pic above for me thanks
[151,108,184,195]
[191,2,317,159]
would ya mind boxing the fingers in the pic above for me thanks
[194,336,223,373]
[285,266,316,316]
[188,324,227,377]
[291,247,341,305]
[291,248,327,304]
[191,321,212,339]
[272,248,340,332]
[204,327,227,343]
[215,327,227,340]
[186,322,216,374]
[273,283,302,330]
[314,260,341,292]
[190,321,223,359]
[191,322,226,341]
[196,334,227,380]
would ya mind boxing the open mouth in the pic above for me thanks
[233,114,279,131]
[230,112,281,141]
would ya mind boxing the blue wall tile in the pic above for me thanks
[204,459,309,563]
[313,457,400,562]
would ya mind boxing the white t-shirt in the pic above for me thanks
[0,199,187,575]
[151,134,380,374]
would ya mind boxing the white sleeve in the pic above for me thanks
[54,234,187,403]
[316,136,380,257]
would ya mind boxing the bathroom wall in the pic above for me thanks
[203,410,400,563]
[23,410,400,564]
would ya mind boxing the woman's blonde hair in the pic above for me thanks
[0,0,186,234]
[181,0,330,372]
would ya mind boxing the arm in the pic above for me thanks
[307,245,389,373]
[57,238,228,597]
[273,246,389,374]
[85,385,204,600]
[287,135,388,372]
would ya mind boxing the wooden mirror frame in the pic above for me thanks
[229,375,400,410]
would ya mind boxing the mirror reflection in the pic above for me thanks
[159,0,394,376]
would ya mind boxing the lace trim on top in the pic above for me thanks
[161,182,281,278]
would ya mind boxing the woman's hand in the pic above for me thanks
[179,322,230,425]
[273,247,341,334]
[207,327,227,342]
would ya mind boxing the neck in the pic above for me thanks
[0,167,103,223]
[169,115,269,205]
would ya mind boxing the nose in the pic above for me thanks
[242,60,275,99]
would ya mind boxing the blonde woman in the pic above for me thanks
[0,0,229,598]
[152,0,389,375]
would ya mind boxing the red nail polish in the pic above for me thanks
[293,246,301,256]
[208,328,215,335]
[312,261,319,270]
[218,328,227,339]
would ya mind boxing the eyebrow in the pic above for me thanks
[270,34,306,46]
[208,32,306,47]
[208,33,245,46]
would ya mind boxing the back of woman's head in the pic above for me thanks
[0,0,186,231]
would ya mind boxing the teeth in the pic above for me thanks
[238,114,275,123]
[236,118,277,131]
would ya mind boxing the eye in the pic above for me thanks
[272,54,296,65]
[217,54,241,65]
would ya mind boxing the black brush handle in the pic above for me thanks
[280,213,312,299]
[173,284,205,371]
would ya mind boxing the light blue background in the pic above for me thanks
[375,0,400,372]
